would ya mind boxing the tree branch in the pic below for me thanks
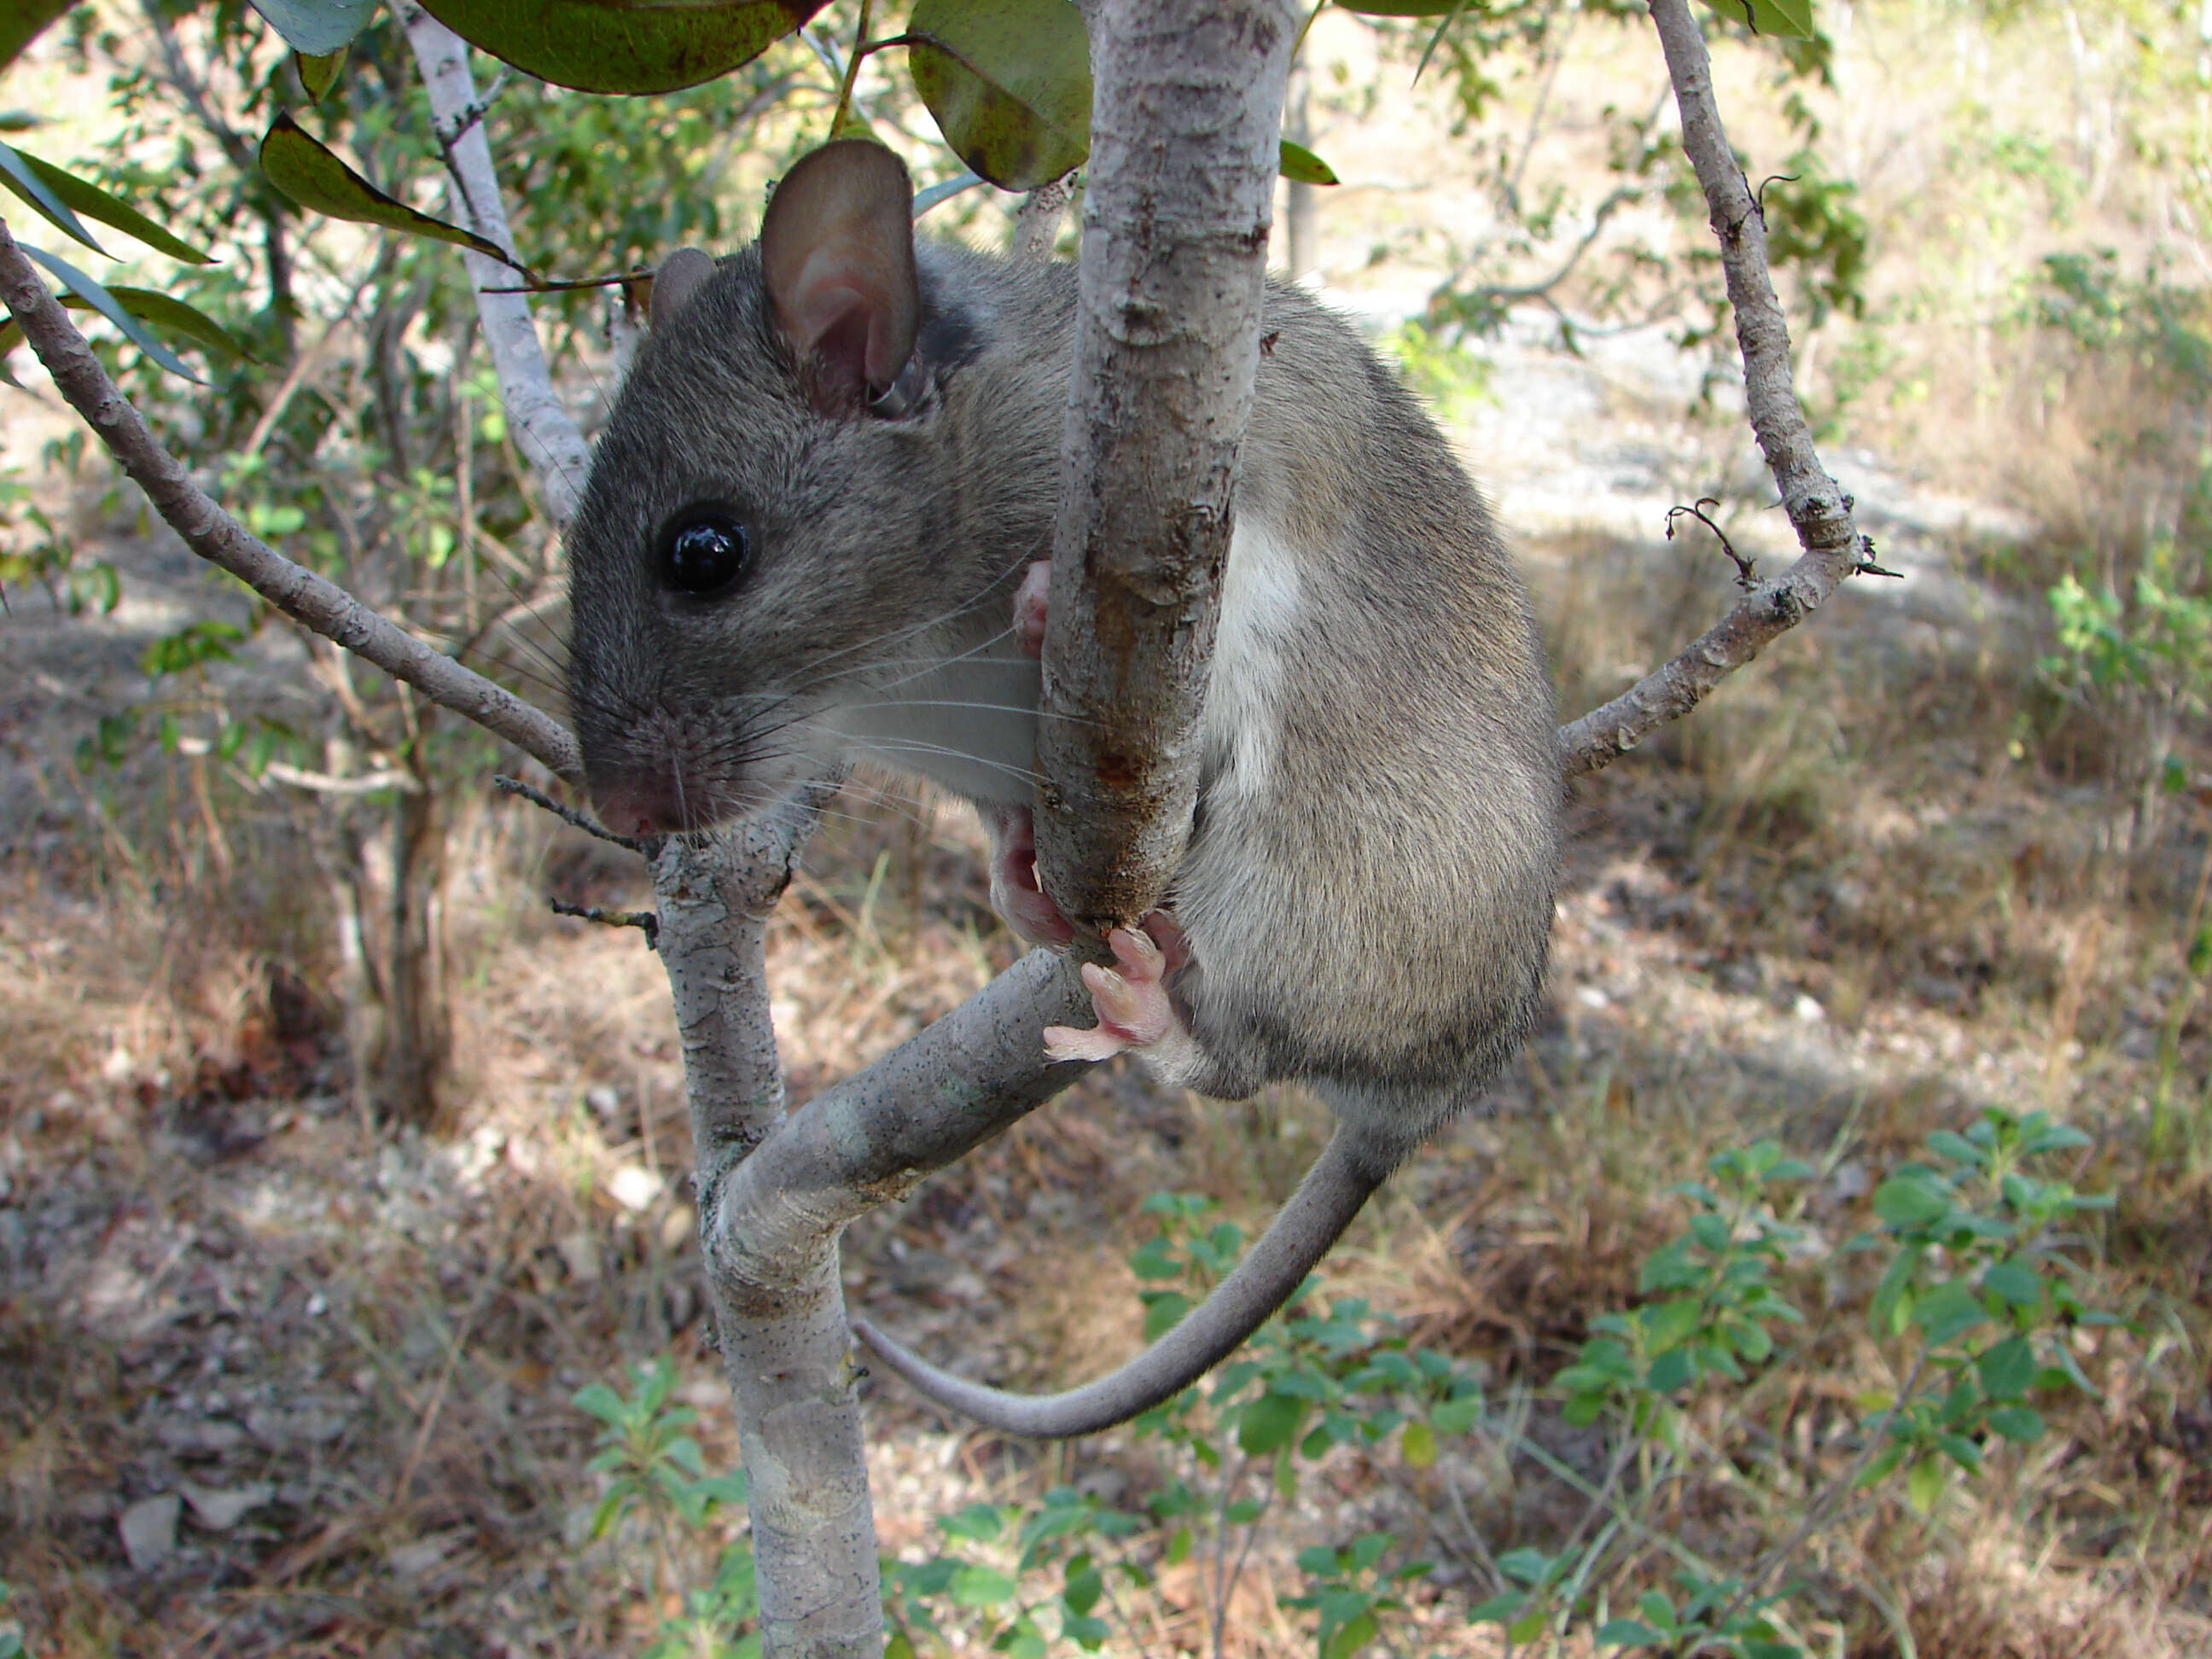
[1560,0,1871,777]
[0,216,582,782]
[400,3,589,529]
[1033,0,1303,930]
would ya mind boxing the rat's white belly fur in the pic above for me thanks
[832,515,1301,816]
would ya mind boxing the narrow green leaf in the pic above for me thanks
[908,0,1091,192]
[0,317,24,387]
[0,0,75,74]
[88,288,252,360]
[420,0,824,95]
[1696,0,1814,39]
[297,48,346,101]
[5,148,214,263]
[1279,139,1338,185]
[259,112,533,278]
[0,137,104,255]
[248,0,377,55]
[20,243,199,381]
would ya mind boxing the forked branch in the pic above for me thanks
[1557,0,1872,776]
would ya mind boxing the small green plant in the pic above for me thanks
[610,1124,2111,1659]
[885,1192,1483,1659]
[575,1359,752,1645]
[1466,1118,2110,1657]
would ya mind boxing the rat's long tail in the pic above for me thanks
[850,1132,1384,1438]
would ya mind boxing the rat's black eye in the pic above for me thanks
[657,508,750,596]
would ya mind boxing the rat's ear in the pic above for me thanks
[650,247,717,329]
[760,140,918,417]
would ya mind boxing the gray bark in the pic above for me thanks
[1558,0,1871,776]
[1033,0,1303,931]
[401,5,590,530]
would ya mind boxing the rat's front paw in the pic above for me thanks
[1044,918,1190,1062]
[984,802,1074,947]
[1013,558,1051,659]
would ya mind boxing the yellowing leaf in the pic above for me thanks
[297,48,346,101]
[1400,1419,1437,1468]
[1697,0,1814,39]
[1279,139,1338,186]
[908,0,1090,192]
[417,0,825,95]
[259,112,533,277]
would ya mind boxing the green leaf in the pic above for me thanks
[420,0,824,95]
[20,243,199,381]
[1330,0,1466,13]
[1430,1394,1481,1436]
[1279,140,1338,185]
[1976,1335,2036,1401]
[951,1564,1018,1607]
[248,0,377,55]
[297,48,346,101]
[1905,1453,1946,1513]
[0,0,74,71]
[1695,0,1814,38]
[0,137,105,255]
[907,0,1091,192]
[259,112,533,276]
[89,288,252,360]
[1911,1279,1987,1348]
[1400,1419,1436,1468]
[1596,1621,1668,1648]
[1237,1388,1307,1456]
[3,149,214,264]
[1873,1173,1950,1230]
[1985,1405,2045,1441]
[1141,1289,1191,1342]
[1323,1610,1380,1659]
[1982,1260,2044,1309]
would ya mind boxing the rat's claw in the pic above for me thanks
[1043,926,1180,1062]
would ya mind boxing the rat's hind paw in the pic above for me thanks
[1045,920,1190,1062]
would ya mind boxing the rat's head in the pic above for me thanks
[566,140,992,838]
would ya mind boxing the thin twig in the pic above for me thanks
[1666,498,1757,588]
[492,774,644,852]
[550,898,660,950]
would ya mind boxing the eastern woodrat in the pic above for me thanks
[563,139,1558,1437]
